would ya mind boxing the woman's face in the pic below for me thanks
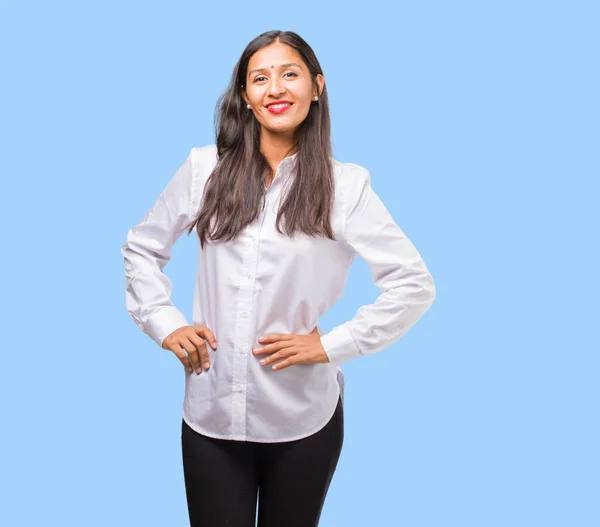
[243,42,324,138]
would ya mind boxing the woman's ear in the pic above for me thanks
[316,74,325,97]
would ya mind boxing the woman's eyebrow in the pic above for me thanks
[248,62,302,76]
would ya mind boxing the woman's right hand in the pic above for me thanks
[161,324,217,374]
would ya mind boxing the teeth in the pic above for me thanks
[268,103,290,109]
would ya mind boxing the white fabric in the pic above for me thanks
[121,144,436,442]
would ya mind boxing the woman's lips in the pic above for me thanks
[266,103,292,114]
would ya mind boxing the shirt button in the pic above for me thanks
[241,311,248,318]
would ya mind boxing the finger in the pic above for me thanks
[259,346,294,366]
[253,340,293,356]
[181,339,203,374]
[252,344,271,355]
[271,356,296,371]
[189,334,211,371]
[194,324,217,350]
[169,342,194,373]
[258,333,292,344]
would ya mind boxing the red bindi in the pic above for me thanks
[271,65,274,68]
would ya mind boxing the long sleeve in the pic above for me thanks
[120,148,197,348]
[320,166,436,368]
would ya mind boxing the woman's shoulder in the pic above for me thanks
[191,143,218,161]
[332,155,369,179]
[331,156,371,203]
[189,144,219,174]
[183,144,219,200]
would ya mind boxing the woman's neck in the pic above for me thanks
[260,130,298,174]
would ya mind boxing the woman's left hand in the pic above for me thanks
[252,327,330,371]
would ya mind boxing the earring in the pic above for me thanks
[247,103,251,109]
[313,97,319,101]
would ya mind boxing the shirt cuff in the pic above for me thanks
[146,306,191,348]
[320,323,362,368]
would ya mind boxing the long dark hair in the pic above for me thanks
[186,30,335,249]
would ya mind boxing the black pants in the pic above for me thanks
[181,396,344,526]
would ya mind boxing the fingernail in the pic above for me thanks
[196,368,202,374]
[204,362,210,370]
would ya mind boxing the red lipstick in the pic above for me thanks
[266,102,293,114]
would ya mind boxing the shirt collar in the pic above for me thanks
[283,151,298,166]
[277,151,298,182]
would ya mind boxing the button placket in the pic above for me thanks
[231,225,259,438]
[230,163,286,439]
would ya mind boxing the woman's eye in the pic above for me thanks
[253,72,297,83]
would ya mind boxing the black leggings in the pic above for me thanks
[181,396,344,526]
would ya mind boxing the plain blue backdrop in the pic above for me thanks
[1,1,598,525]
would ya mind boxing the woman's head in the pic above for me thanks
[241,38,325,142]
[189,30,336,248]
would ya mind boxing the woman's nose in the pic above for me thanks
[268,78,284,95]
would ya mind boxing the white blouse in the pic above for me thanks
[121,144,436,442]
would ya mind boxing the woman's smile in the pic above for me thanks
[266,103,293,114]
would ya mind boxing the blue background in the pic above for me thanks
[1,1,598,525]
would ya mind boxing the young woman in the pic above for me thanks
[121,29,436,526]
